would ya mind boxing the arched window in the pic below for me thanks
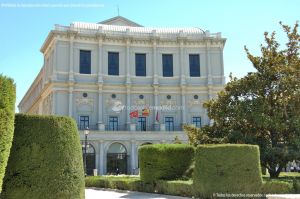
[107,143,128,175]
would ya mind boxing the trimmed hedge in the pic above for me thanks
[155,180,193,197]
[261,181,293,194]
[85,176,193,197]
[193,144,263,197]
[139,144,194,182]
[1,114,85,199]
[0,75,15,193]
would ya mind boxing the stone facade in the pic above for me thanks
[18,16,226,175]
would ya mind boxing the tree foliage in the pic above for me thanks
[184,22,300,178]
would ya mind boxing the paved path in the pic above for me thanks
[85,188,191,199]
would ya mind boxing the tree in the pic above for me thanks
[184,22,300,178]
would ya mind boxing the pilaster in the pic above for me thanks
[181,85,187,124]
[69,35,75,82]
[68,84,74,117]
[51,40,57,81]
[152,30,159,85]
[97,37,103,83]
[131,140,136,174]
[97,84,103,128]
[99,141,104,175]
[126,85,131,125]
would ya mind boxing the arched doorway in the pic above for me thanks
[82,142,96,176]
[107,143,127,175]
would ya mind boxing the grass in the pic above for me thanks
[263,172,300,182]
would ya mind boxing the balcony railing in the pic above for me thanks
[78,123,185,132]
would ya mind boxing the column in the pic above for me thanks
[206,42,212,85]
[68,86,73,117]
[126,85,131,126]
[153,86,159,129]
[51,92,55,115]
[131,140,136,174]
[99,141,104,175]
[125,37,131,84]
[52,40,57,81]
[220,46,225,85]
[97,84,103,130]
[38,99,43,115]
[69,35,74,82]
[181,86,187,124]
[98,38,103,83]
[152,34,158,85]
[179,40,186,85]
[95,143,99,175]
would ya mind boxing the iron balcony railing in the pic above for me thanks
[78,124,185,131]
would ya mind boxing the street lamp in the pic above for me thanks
[84,127,89,176]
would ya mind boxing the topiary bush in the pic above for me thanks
[139,144,194,182]
[261,181,293,194]
[1,114,85,199]
[193,144,263,198]
[0,75,15,193]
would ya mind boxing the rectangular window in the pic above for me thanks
[135,53,146,76]
[137,117,146,131]
[165,117,174,131]
[109,116,118,131]
[108,52,119,75]
[189,54,200,77]
[162,54,173,77]
[80,50,91,74]
[192,117,201,128]
[79,116,89,130]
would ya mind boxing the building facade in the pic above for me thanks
[18,16,226,175]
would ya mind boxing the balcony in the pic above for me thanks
[77,123,184,132]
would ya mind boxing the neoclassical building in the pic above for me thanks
[19,16,226,175]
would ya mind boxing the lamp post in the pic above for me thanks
[84,127,89,176]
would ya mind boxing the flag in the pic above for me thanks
[130,110,139,118]
[156,111,159,122]
[142,108,150,116]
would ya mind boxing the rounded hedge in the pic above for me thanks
[139,144,194,182]
[1,114,85,199]
[193,144,263,197]
[0,75,15,193]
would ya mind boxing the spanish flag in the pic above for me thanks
[130,110,139,118]
[142,108,150,116]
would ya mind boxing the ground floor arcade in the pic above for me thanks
[79,130,188,175]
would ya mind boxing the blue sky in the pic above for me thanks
[0,0,299,111]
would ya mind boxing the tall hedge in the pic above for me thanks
[0,75,15,193]
[1,114,85,199]
[139,144,194,182]
[193,144,263,198]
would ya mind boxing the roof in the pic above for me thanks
[98,16,143,27]
[72,22,205,34]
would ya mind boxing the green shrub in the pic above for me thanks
[193,144,263,198]
[0,75,15,193]
[139,144,194,182]
[156,180,194,197]
[261,181,293,194]
[1,114,85,199]
[85,176,193,197]
[293,180,300,193]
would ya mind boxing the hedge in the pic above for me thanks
[1,114,85,199]
[261,181,293,194]
[139,144,194,182]
[85,176,193,197]
[193,144,263,198]
[0,75,15,193]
